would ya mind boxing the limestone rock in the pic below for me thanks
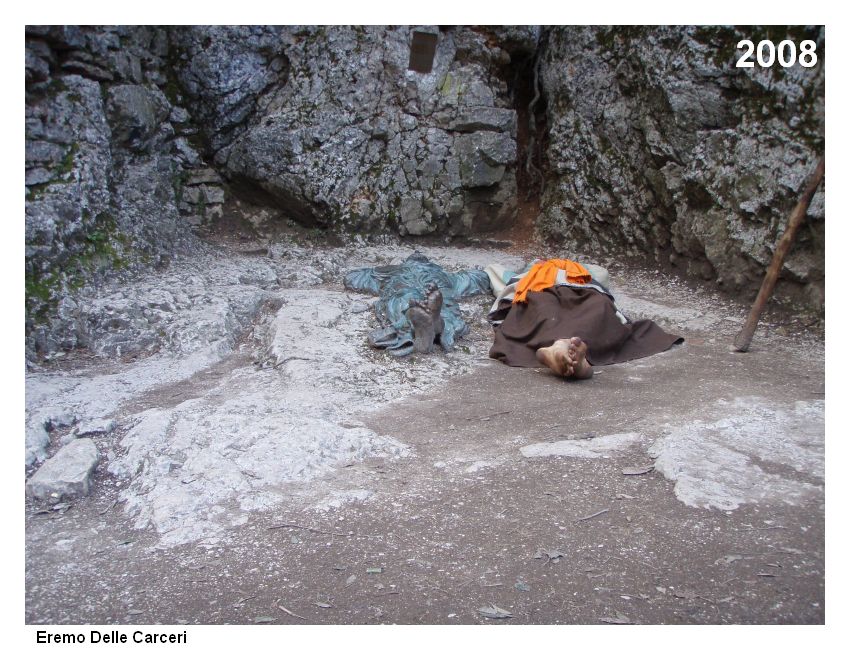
[25,423,50,468]
[76,418,117,437]
[25,28,197,360]
[44,411,77,431]
[443,107,517,134]
[105,84,171,151]
[536,26,824,311]
[26,439,100,501]
[193,26,521,236]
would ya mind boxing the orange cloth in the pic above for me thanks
[513,259,591,303]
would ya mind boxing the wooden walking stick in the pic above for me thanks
[733,157,825,352]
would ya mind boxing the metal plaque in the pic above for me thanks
[408,31,439,73]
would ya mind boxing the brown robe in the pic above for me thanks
[489,285,683,368]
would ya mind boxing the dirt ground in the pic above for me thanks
[24,238,825,626]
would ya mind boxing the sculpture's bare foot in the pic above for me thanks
[535,337,593,380]
[407,305,436,353]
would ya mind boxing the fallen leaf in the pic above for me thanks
[478,605,512,619]
[254,616,276,624]
[778,547,804,555]
[621,465,654,476]
[275,601,310,622]
[714,554,744,565]
[366,567,383,574]
[514,582,530,592]
[346,575,356,586]
[599,612,632,624]
[314,602,333,608]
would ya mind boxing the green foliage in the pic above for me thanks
[25,142,80,200]
[594,26,648,52]
[25,211,133,326]
[46,76,68,96]
[25,267,61,323]
[59,143,80,175]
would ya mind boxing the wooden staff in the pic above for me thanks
[733,157,824,352]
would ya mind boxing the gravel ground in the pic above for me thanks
[24,234,825,626]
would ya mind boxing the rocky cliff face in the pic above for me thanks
[173,26,536,235]
[537,26,825,310]
[25,25,536,358]
[25,25,824,360]
[26,26,196,355]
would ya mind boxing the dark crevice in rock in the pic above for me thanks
[512,51,546,202]
[225,173,323,229]
[507,42,548,241]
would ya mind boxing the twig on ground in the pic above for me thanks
[268,522,352,537]
[272,356,316,369]
[98,500,119,516]
[577,508,609,522]
[741,524,788,531]
[275,600,311,622]
[465,410,512,421]
[604,554,661,572]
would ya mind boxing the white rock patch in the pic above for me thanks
[649,397,824,510]
[312,489,374,512]
[521,432,642,459]
[25,244,511,547]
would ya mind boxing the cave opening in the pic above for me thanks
[506,42,548,241]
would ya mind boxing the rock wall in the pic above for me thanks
[537,26,825,311]
[173,26,535,235]
[25,25,826,359]
[25,25,535,358]
[25,26,198,355]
